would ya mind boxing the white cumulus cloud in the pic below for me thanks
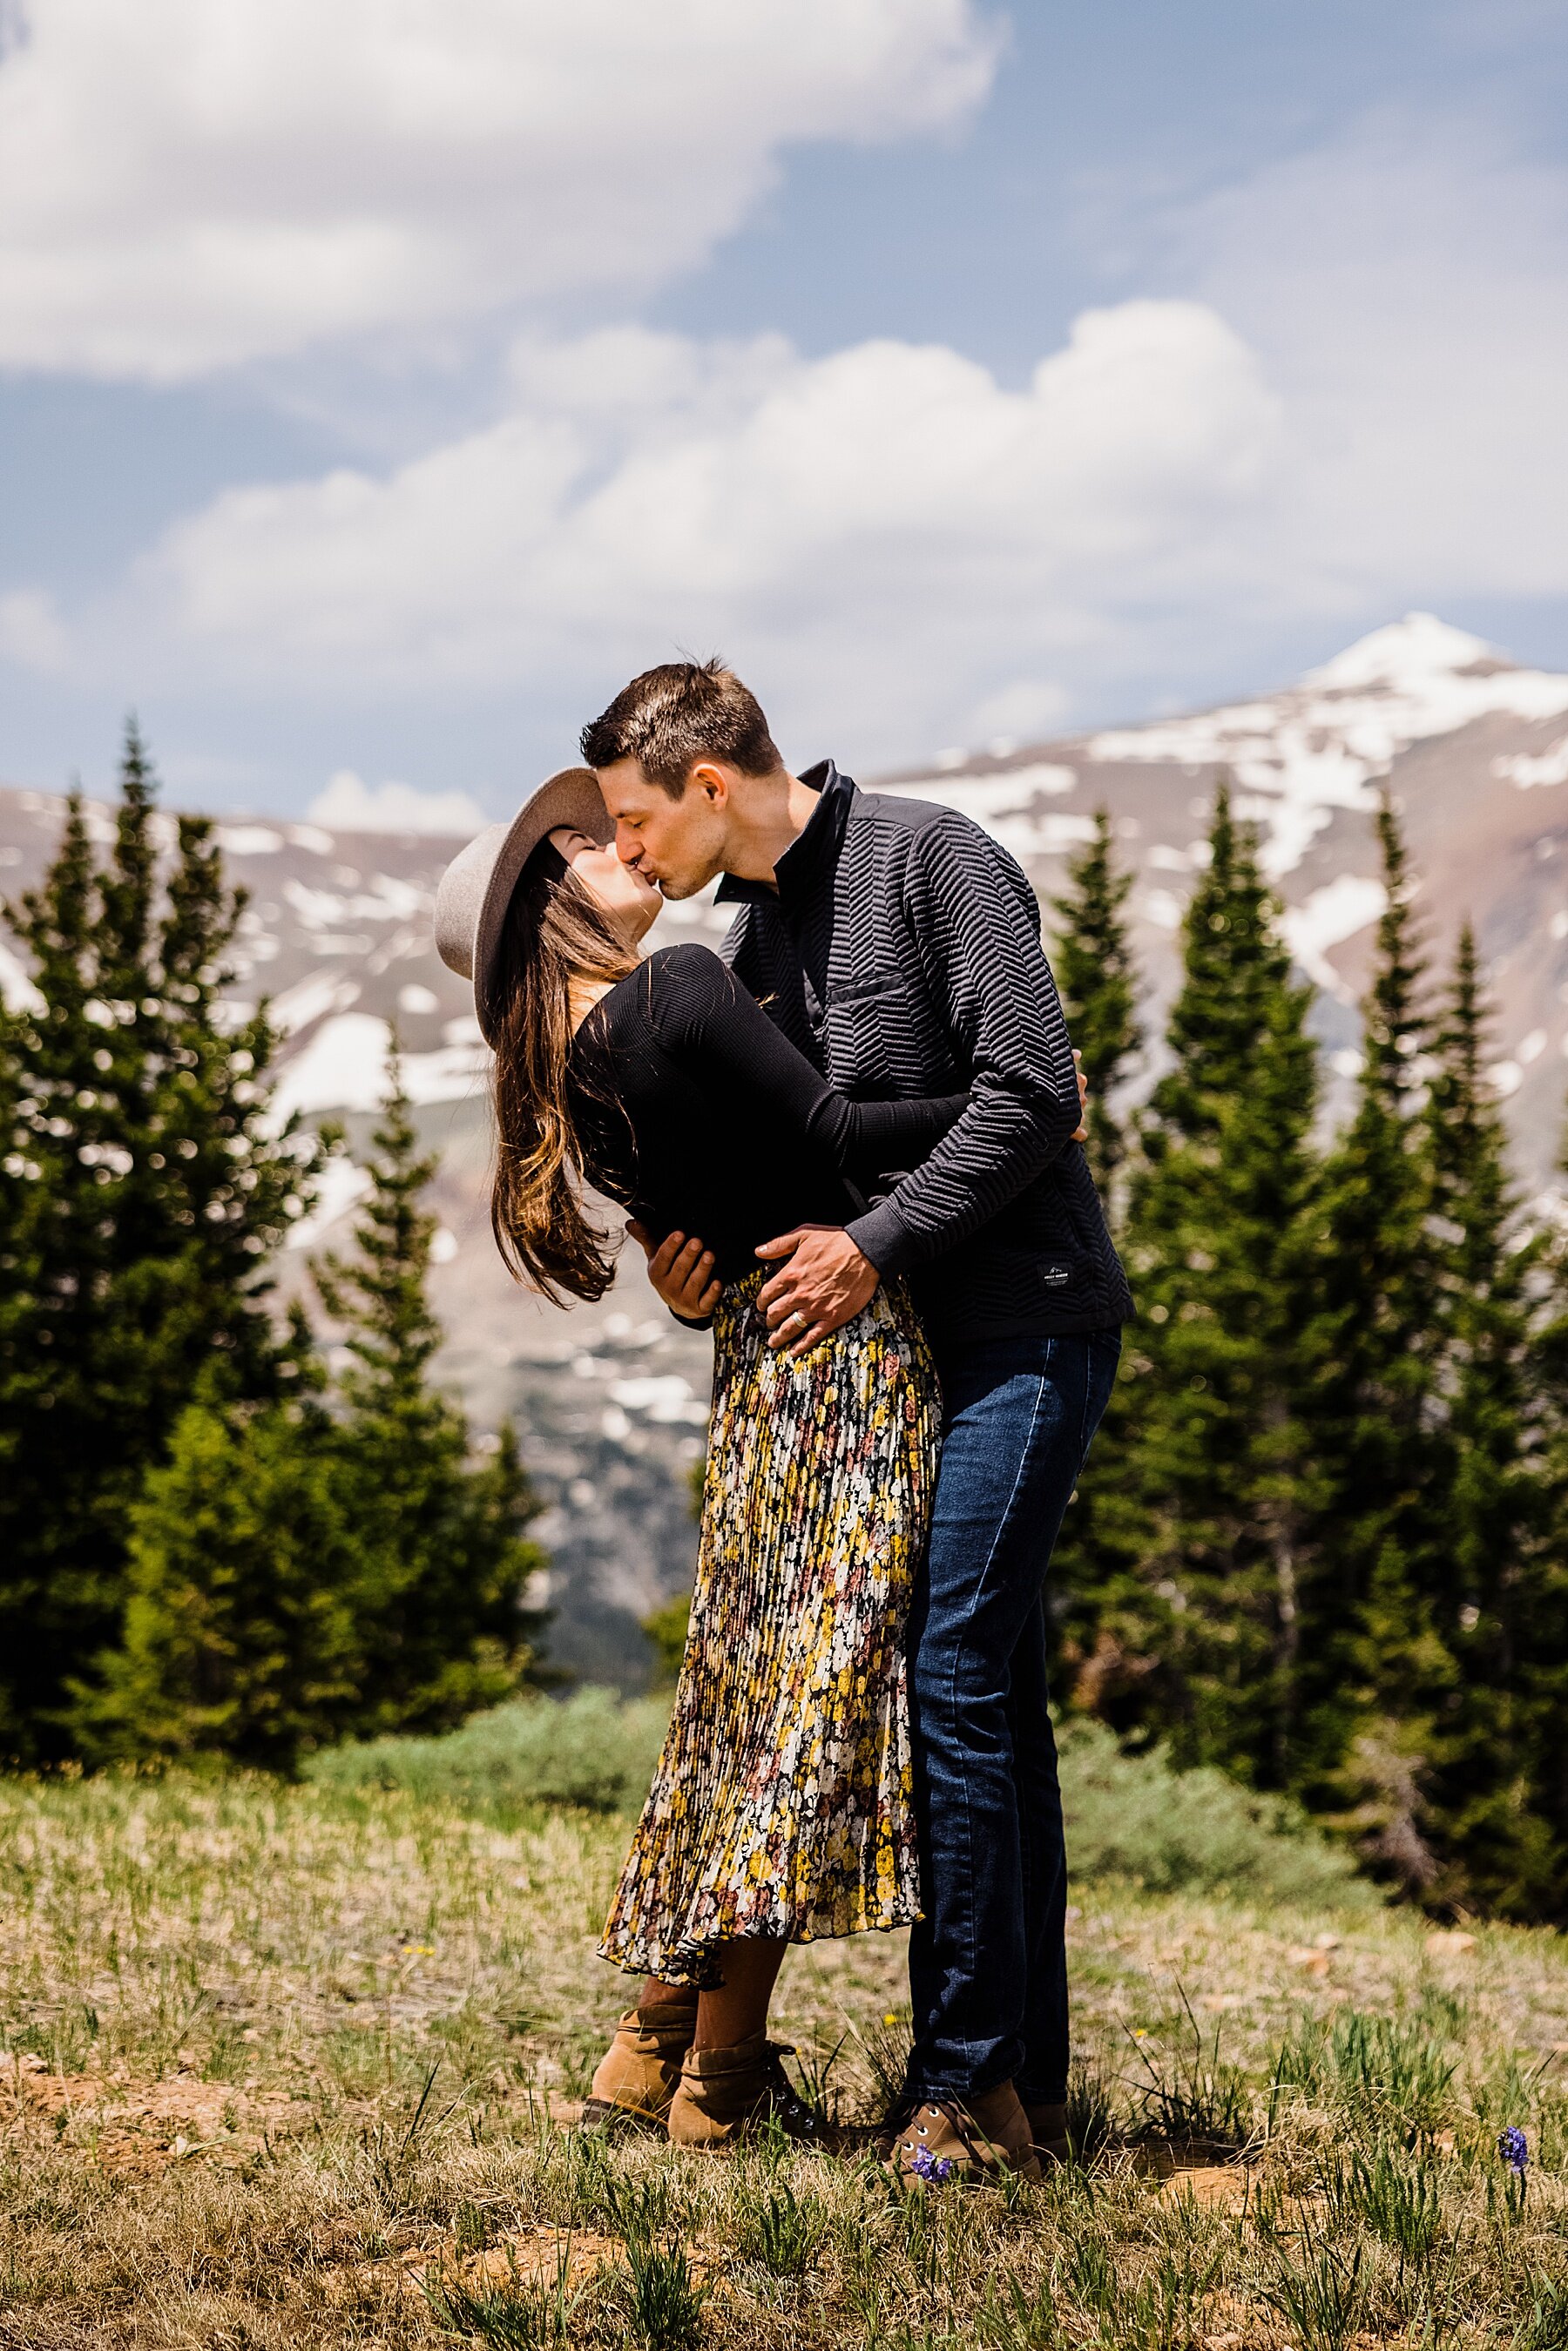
[1183,113,1568,603]
[307,769,486,834]
[142,301,1280,747]
[0,0,995,379]
[0,587,67,671]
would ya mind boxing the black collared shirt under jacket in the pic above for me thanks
[567,942,970,1286]
[715,761,1135,1350]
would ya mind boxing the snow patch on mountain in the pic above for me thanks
[284,1152,373,1249]
[1282,875,1388,997]
[1496,736,1568,789]
[0,940,44,1014]
[267,973,362,1037]
[267,1011,489,1126]
[877,762,1094,862]
[1082,613,1568,878]
[1305,613,1495,692]
[215,825,286,857]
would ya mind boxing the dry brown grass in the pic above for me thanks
[1,1767,1565,2348]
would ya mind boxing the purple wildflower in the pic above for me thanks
[1498,2126,1529,2175]
[909,2145,955,2184]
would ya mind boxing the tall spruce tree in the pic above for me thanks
[72,1334,366,1771]
[1521,1125,1568,1920]
[1100,787,1322,1784]
[312,1057,549,1734]
[0,727,315,1758]
[1416,927,1556,1915]
[1044,807,1140,1706]
[1051,807,1139,1199]
[1301,795,1450,1881]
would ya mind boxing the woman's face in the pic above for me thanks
[548,824,661,945]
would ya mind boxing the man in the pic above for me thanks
[581,659,1133,2183]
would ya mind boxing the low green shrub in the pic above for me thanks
[1058,1718,1377,1909]
[307,1688,1376,1908]
[301,1685,667,1818]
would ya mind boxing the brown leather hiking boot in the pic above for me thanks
[1023,2099,1071,2164]
[887,2082,1043,2187]
[666,2035,833,2152]
[580,1996,699,2134]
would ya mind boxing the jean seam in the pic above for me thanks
[936,1348,1055,2080]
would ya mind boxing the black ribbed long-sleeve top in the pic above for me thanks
[567,942,967,1284]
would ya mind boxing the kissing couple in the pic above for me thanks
[434,660,1132,2185]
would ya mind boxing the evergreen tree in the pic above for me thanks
[1043,808,1140,1705]
[73,1340,364,1771]
[1417,928,1557,1915]
[313,1057,549,1734]
[1076,787,1322,1785]
[1520,1136,1568,1920]
[0,794,105,1755]
[1300,795,1450,1881]
[1051,807,1139,1199]
[0,727,316,1758]
[0,915,37,1537]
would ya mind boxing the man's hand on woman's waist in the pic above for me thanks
[750,1057,1089,1354]
[756,1226,879,1356]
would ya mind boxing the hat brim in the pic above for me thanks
[434,767,612,1044]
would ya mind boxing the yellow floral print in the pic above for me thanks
[598,1272,939,1986]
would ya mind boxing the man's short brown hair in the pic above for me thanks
[579,659,782,798]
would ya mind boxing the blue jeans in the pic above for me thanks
[904,1329,1121,2104]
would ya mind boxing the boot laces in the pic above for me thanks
[900,2098,995,2172]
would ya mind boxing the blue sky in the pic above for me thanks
[2,0,1565,821]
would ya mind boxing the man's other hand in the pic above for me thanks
[1073,1048,1089,1145]
[629,1222,722,1323]
[756,1225,878,1355]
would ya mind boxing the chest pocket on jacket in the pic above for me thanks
[822,969,916,1087]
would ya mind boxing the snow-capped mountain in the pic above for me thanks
[880,613,1568,1176]
[3,614,1566,1677]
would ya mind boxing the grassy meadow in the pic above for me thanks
[0,1698,1565,2349]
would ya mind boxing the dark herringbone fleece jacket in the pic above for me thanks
[716,762,1134,1353]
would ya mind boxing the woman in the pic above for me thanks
[435,767,965,2150]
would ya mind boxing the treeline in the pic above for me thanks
[7,729,1565,1917]
[0,728,547,1773]
[1051,789,1568,1922]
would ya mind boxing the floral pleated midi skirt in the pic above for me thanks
[598,1271,940,1986]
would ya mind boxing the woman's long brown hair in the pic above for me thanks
[488,842,640,1301]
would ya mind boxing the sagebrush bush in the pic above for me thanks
[302,1685,668,1817]
[1058,1718,1379,1908]
[308,1687,1375,1909]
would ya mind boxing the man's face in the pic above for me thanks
[595,759,731,902]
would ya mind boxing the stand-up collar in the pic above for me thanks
[714,760,854,908]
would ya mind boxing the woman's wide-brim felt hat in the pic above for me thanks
[433,767,612,1043]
